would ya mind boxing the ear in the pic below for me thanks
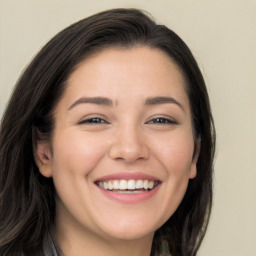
[189,138,201,179]
[34,140,53,178]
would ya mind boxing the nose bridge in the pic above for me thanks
[109,121,149,162]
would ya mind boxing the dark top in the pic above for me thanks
[42,232,63,256]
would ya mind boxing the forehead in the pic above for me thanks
[62,46,189,108]
[72,46,184,80]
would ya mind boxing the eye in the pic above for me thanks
[78,117,109,125]
[146,117,178,125]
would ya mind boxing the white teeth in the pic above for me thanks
[127,180,136,189]
[135,180,144,189]
[103,181,108,189]
[113,180,119,189]
[143,180,149,190]
[97,179,158,191]
[148,180,154,189]
[119,180,127,190]
[108,180,113,190]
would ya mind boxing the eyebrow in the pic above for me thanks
[68,96,184,112]
[68,97,113,110]
[145,96,185,111]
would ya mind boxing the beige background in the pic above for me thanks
[0,1,255,255]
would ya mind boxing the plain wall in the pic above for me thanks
[0,1,255,255]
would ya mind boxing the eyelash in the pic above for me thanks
[79,117,109,125]
[146,117,178,125]
[78,117,178,125]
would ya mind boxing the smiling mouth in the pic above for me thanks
[96,179,160,193]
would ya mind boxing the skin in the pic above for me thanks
[36,46,200,256]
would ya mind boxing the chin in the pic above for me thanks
[104,228,155,241]
[96,216,162,241]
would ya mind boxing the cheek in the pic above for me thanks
[155,131,195,173]
[51,131,108,176]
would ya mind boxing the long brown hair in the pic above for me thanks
[0,8,215,256]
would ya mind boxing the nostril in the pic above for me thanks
[108,140,149,162]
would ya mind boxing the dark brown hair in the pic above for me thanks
[0,8,215,256]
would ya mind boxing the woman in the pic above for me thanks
[0,8,215,256]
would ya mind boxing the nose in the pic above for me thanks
[109,125,150,163]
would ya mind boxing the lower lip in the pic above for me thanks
[96,185,161,204]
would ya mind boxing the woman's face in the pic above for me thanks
[37,46,199,243]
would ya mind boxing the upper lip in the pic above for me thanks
[95,172,161,182]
